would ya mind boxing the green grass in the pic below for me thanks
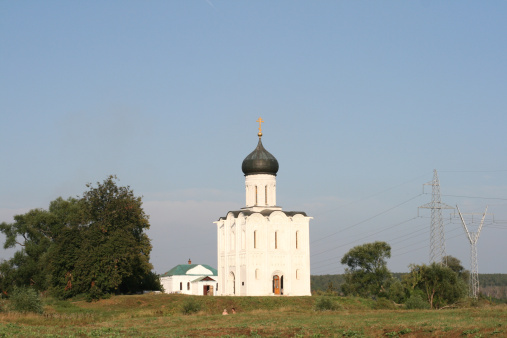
[0,294,504,337]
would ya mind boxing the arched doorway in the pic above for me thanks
[272,275,280,295]
[228,271,235,295]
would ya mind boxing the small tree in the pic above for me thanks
[341,241,392,297]
[443,255,470,283]
[9,286,43,314]
[385,278,406,304]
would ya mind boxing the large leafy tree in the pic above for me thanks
[340,241,392,297]
[0,176,159,299]
[403,262,467,309]
[75,176,153,296]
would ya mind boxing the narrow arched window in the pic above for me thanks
[187,282,190,290]
[180,282,182,291]
[231,230,236,250]
[241,230,246,250]
[221,228,225,251]
[275,231,278,249]
[254,230,257,249]
[296,231,299,249]
[265,185,268,205]
[255,186,258,205]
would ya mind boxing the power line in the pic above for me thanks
[393,221,456,254]
[439,170,507,173]
[311,212,505,274]
[439,194,507,201]
[314,173,428,217]
[394,230,467,258]
[311,217,504,275]
[485,225,507,230]
[309,170,507,275]
[312,219,431,268]
[311,193,423,245]
[312,218,462,269]
[311,216,418,257]
[388,224,429,246]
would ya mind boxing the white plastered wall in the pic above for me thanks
[245,174,277,207]
[161,275,194,294]
[160,265,216,295]
[215,210,311,296]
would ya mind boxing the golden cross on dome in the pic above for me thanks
[256,117,264,137]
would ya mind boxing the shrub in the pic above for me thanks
[181,297,201,315]
[314,296,339,311]
[404,293,430,310]
[86,285,107,302]
[0,299,7,313]
[9,287,43,314]
[386,278,406,304]
[373,297,395,310]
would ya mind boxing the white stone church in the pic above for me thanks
[214,119,312,296]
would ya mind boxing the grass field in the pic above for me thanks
[0,293,505,337]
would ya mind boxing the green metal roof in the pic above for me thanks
[160,264,217,277]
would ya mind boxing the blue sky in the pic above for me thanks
[1,1,506,275]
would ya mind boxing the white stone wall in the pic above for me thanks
[160,265,217,296]
[161,275,194,294]
[215,209,311,296]
[245,174,277,207]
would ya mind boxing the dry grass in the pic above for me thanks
[0,294,504,337]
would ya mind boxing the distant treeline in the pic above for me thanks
[311,273,507,299]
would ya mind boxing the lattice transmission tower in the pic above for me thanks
[419,169,454,265]
[457,205,488,299]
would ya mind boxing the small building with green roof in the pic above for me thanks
[160,259,218,295]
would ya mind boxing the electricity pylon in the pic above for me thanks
[457,205,488,299]
[419,169,454,265]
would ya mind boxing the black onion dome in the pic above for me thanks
[242,138,279,176]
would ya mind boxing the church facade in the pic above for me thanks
[214,119,312,296]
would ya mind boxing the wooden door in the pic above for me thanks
[273,275,280,295]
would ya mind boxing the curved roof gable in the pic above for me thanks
[218,209,307,221]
